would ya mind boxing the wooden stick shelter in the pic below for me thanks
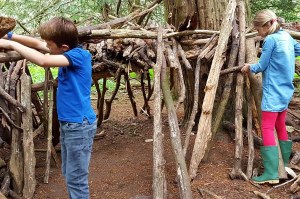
[1,3,300,198]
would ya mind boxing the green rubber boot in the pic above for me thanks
[279,140,292,167]
[252,146,279,184]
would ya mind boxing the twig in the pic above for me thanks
[0,86,25,112]
[267,176,298,193]
[197,188,223,199]
[139,106,150,117]
[253,191,272,199]
[0,107,22,130]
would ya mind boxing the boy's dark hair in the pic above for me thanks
[39,17,78,49]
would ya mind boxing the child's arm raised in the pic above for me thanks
[0,39,69,67]
[3,33,49,53]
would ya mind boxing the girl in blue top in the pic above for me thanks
[242,9,300,184]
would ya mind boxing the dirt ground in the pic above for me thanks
[8,87,300,199]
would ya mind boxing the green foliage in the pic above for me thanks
[28,64,58,83]
[95,79,121,93]
[1,0,165,34]
[148,68,154,79]
[295,57,300,79]
[1,0,104,33]
[28,64,116,96]
[129,72,137,79]
[250,0,300,22]
[129,69,154,80]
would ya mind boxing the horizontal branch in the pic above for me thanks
[0,51,23,63]
[220,66,243,75]
[287,30,300,40]
[0,30,298,64]
[90,29,219,39]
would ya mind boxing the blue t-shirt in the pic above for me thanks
[57,47,96,123]
[250,29,300,112]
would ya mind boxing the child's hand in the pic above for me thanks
[241,64,251,74]
[0,39,13,50]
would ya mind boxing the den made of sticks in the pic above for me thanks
[1,0,300,198]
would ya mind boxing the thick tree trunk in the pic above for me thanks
[164,0,231,128]
[197,0,229,30]
[164,0,198,31]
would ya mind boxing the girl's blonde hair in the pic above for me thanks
[253,9,282,35]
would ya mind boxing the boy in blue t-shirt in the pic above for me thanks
[0,17,97,198]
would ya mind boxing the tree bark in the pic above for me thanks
[189,0,236,179]
[161,56,192,199]
[44,68,53,184]
[163,0,198,31]
[152,27,167,199]
[229,0,247,181]
[206,19,239,160]
[245,77,254,179]
[21,71,36,199]
[9,61,24,194]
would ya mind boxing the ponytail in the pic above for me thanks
[253,9,283,35]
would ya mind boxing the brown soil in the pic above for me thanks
[10,88,300,198]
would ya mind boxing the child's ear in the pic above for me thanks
[61,44,70,52]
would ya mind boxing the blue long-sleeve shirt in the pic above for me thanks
[250,29,300,112]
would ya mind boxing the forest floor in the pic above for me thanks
[0,22,298,199]
[6,87,300,199]
[32,22,300,199]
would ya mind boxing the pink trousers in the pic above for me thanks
[261,110,289,146]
